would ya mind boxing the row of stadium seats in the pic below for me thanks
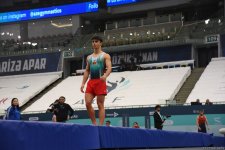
[0,33,73,52]
[106,13,182,30]
[187,57,225,103]
[23,67,191,112]
[0,72,62,112]
[102,33,176,47]
[0,21,180,53]
[176,18,225,39]
[1,58,225,113]
[102,21,180,47]
[1,18,224,56]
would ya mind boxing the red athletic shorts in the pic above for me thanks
[85,79,107,96]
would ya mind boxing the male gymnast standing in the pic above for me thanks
[80,35,112,125]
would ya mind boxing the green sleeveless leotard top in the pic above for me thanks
[88,52,105,79]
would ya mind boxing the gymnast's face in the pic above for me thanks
[92,39,102,50]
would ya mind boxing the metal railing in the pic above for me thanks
[0,101,224,116]
[14,101,225,115]
[0,17,224,57]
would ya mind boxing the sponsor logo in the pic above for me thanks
[29,117,39,121]
[71,114,79,119]
[16,85,29,89]
[106,112,119,117]
[0,58,46,73]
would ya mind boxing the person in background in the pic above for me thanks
[47,99,59,122]
[5,98,21,120]
[53,96,74,122]
[132,122,140,128]
[205,99,213,105]
[195,99,201,105]
[196,110,209,133]
[47,99,59,113]
[153,105,165,130]
[196,99,202,105]
[105,120,111,127]
[196,99,200,103]
[191,99,202,105]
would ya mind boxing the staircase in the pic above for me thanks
[174,68,205,104]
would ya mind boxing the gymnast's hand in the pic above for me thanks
[100,75,107,82]
[80,84,85,93]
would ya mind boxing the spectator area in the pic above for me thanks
[24,67,191,112]
[0,72,62,112]
[187,57,225,103]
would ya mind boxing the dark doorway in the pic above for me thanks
[197,45,218,67]
[70,59,83,75]
[63,59,83,78]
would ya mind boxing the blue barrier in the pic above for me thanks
[212,136,225,147]
[98,126,213,148]
[0,120,100,150]
[0,120,223,150]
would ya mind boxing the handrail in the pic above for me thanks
[1,101,224,116]
[15,101,225,115]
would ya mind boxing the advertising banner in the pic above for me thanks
[0,52,61,76]
[0,1,98,23]
[109,45,192,66]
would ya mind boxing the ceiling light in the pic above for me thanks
[51,22,72,28]
[205,19,210,24]
[32,43,37,46]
